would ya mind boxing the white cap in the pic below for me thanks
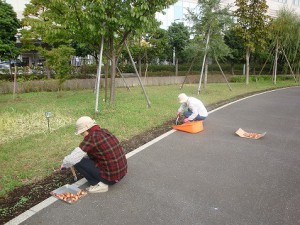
[75,116,96,135]
[178,93,188,103]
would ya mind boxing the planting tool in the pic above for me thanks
[70,166,78,181]
[175,116,179,125]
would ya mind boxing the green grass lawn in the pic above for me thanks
[0,81,298,197]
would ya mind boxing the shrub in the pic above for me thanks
[230,75,295,83]
[230,75,246,83]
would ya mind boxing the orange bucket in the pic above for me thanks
[172,121,204,133]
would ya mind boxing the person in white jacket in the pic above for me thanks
[177,93,208,123]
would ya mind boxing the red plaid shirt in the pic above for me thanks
[79,125,127,182]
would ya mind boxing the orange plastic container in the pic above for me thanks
[172,121,204,133]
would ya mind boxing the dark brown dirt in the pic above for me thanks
[0,90,277,224]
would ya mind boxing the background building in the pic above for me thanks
[266,0,300,17]
[221,0,300,17]
[156,0,198,29]
[156,0,300,29]
[5,0,30,19]
[7,0,300,26]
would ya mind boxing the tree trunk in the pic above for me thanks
[204,61,208,89]
[95,36,104,113]
[109,37,116,104]
[273,40,279,85]
[138,54,142,77]
[144,51,148,84]
[175,58,178,76]
[13,64,17,99]
[245,48,250,85]
[46,66,51,79]
[252,60,256,75]
[104,62,109,102]
[198,26,211,94]
[230,63,235,75]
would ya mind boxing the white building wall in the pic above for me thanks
[156,0,198,29]
[222,0,300,17]
[156,0,300,29]
[267,0,300,17]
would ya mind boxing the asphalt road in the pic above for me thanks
[7,86,300,225]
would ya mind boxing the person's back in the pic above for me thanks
[84,126,127,182]
[187,97,208,118]
[63,116,128,193]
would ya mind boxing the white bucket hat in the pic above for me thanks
[178,93,188,103]
[75,116,96,135]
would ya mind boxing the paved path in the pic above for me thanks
[7,86,300,225]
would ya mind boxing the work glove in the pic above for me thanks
[183,118,190,123]
[177,112,181,117]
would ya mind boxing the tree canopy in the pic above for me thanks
[22,0,177,103]
[0,0,20,60]
[187,0,232,93]
[234,0,271,84]
[168,22,190,63]
[187,0,232,60]
[269,8,300,83]
[23,0,175,50]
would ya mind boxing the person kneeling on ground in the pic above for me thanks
[177,93,208,123]
[61,116,127,193]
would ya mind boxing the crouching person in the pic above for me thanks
[177,93,208,123]
[61,116,127,193]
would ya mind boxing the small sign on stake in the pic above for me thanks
[45,112,53,132]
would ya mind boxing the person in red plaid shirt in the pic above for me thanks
[63,116,127,193]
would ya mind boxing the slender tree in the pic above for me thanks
[22,0,176,104]
[187,0,232,93]
[224,28,245,75]
[146,28,171,64]
[270,8,300,84]
[234,0,271,84]
[123,21,163,76]
[168,22,190,75]
[39,45,75,89]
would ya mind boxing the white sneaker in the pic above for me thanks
[87,182,108,193]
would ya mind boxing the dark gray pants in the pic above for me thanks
[184,109,206,121]
[74,158,115,185]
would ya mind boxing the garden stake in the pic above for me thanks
[70,166,77,182]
